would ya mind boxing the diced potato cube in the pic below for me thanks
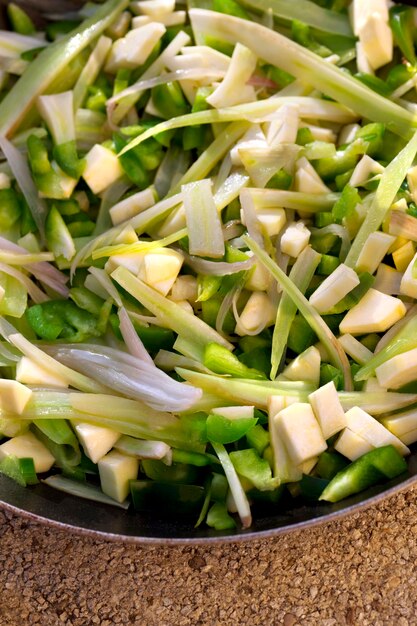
[16,357,69,388]
[308,381,347,439]
[83,145,124,194]
[339,289,406,335]
[98,450,139,503]
[355,231,395,275]
[400,251,417,299]
[375,347,417,390]
[344,406,409,455]
[309,264,360,314]
[73,423,120,464]
[358,13,393,71]
[280,222,311,258]
[334,428,374,461]
[256,209,286,238]
[235,291,276,336]
[349,155,384,188]
[274,403,327,465]
[283,346,321,387]
[0,432,55,473]
[393,242,415,273]
[0,380,32,415]
[105,23,166,73]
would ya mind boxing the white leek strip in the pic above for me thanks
[94,179,131,236]
[375,304,417,354]
[388,210,417,242]
[243,235,353,391]
[109,187,155,227]
[271,246,321,380]
[240,188,340,214]
[181,250,255,276]
[0,0,129,138]
[73,35,113,110]
[155,349,212,374]
[108,68,225,109]
[44,345,202,412]
[0,262,48,304]
[43,475,130,509]
[218,276,246,336]
[0,135,48,240]
[240,0,352,36]
[109,30,190,125]
[345,129,417,267]
[212,442,252,529]
[176,368,309,409]
[0,317,107,395]
[189,9,416,138]
[0,251,54,265]
[183,179,225,259]
[338,391,417,415]
[70,192,183,276]
[206,43,257,109]
[118,306,154,365]
[88,267,122,307]
[119,98,358,155]
[114,436,170,460]
[338,334,373,366]
[169,121,250,195]
[111,266,234,357]
[37,91,75,145]
[0,31,45,57]
[93,228,187,260]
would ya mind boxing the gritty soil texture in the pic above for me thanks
[1,487,417,625]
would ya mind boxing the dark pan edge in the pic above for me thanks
[1,472,416,546]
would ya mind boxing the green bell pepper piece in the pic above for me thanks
[206,413,258,445]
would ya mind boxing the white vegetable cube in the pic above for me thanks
[351,0,389,35]
[245,257,272,292]
[356,41,373,75]
[83,145,124,194]
[105,23,166,73]
[235,291,276,336]
[269,413,302,483]
[280,222,311,258]
[375,347,417,390]
[256,209,286,238]
[334,428,374,461]
[98,450,139,503]
[299,457,318,475]
[16,357,69,388]
[294,158,330,194]
[308,381,347,440]
[230,125,267,166]
[105,252,146,275]
[357,12,393,71]
[0,380,32,415]
[114,225,139,245]
[170,275,198,302]
[400,251,417,299]
[138,248,183,296]
[73,423,120,464]
[344,406,409,456]
[381,408,417,438]
[267,395,286,419]
[0,432,55,473]
[338,123,360,146]
[134,0,175,17]
[309,264,360,315]
[393,241,415,273]
[339,289,406,335]
[355,231,395,275]
[274,403,327,465]
[373,263,402,296]
[282,346,321,387]
[349,155,384,188]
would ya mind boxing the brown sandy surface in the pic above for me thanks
[1,487,417,626]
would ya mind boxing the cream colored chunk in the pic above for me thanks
[211,406,254,419]
[98,450,139,503]
[73,423,120,464]
[400,251,417,299]
[16,357,69,388]
[334,428,374,461]
[105,23,166,73]
[358,12,393,71]
[339,289,406,335]
[235,291,276,336]
[269,413,302,483]
[344,406,409,456]
[375,347,417,390]
[256,209,287,238]
[0,380,32,415]
[355,231,395,275]
[349,155,384,188]
[309,264,360,315]
[109,188,155,225]
[0,432,55,473]
[280,222,311,258]
[274,403,327,465]
[308,381,347,440]
[83,145,124,194]
[381,408,417,438]
[282,346,321,387]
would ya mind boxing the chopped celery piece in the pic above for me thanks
[43,475,130,509]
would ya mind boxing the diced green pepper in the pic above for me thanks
[130,480,205,514]
[141,459,199,484]
[7,3,36,35]
[151,82,190,120]
[319,445,408,503]
[229,448,278,491]
[246,425,270,457]
[0,188,21,230]
[204,342,266,380]
[300,474,329,501]
[315,450,348,480]
[389,6,416,65]
[206,413,258,445]
[206,501,236,529]
[0,455,38,486]
[53,140,85,179]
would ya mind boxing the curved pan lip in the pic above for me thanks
[1,471,417,546]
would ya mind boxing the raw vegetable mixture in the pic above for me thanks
[0,0,417,531]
